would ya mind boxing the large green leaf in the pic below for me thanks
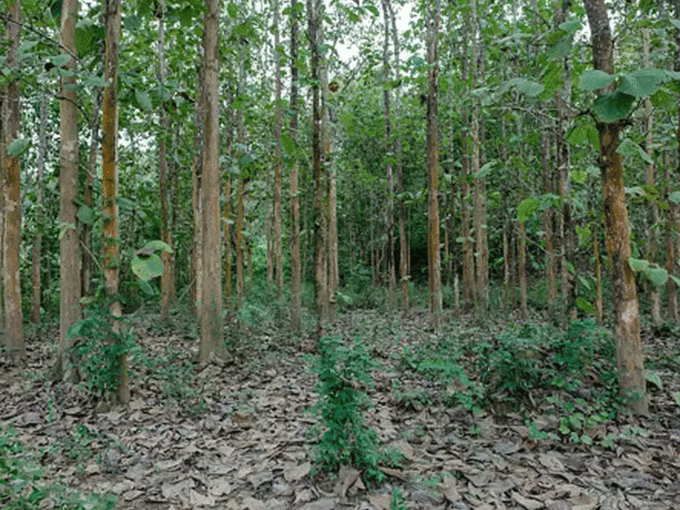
[628,257,649,272]
[579,69,615,91]
[619,68,665,97]
[547,35,571,60]
[77,205,95,225]
[616,139,653,165]
[668,191,680,204]
[645,266,668,288]
[517,198,539,222]
[135,89,152,111]
[132,253,164,281]
[281,133,297,155]
[576,297,595,316]
[7,138,30,158]
[592,91,635,123]
[503,77,544,97]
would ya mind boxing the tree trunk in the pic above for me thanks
[594,230,604,325]
[4,0,25,363]
[198,0,223,362]
[289,0,302,331]
[519,220,528,319]
[664,151,678,321]
[273,0,284,301]
[426,0,442,329]
[191,65,204,316]
[309,0,329,337]
[541,130,557,306]
[82,89,101,299]
[31,91,47,324]
[158,0,175,322]
[583,0,647,416]
[102,0,127,401]
[235,45,246,303]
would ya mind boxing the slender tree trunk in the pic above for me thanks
[102,0,127,401]
[460,21,475,308]
[31,91,47,324]
[198,0,223,362]
[235,45,246,303]
[309,0,329,337]
[594,230,604,325]
[426,0,442,329]
[158,0,175,322]
[82,89,101,298]
[518,220,528,319]
[664,151,678,321]
[541,130,557,306]
[273,0,284,301]
[583,0,647,415]
[0,63,5,344]
[191,65,204,316]
[4,0,25,362]
[289,0,302,331]
[381,0,397,311]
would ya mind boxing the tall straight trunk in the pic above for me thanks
[541,130,557,305]
[673,0,680,322]
[386,0,408,312]
[158,0,174,322]
[664,151,678,321]
[518,220,528,319]
[556,0,574,319]
[273,0,284,301]
[82,89,101,298]
[0,66,5,343]
[4,0,25,362]
[426,0,442,329]
[594,229,604,325]
[102,0,127,401]
[289,0,302,331]
[643,27,661,324]
[382,0,396,310]
[308,0,329,337]
[191,65,204,317]
[583,0,647,416]
[31,91,47,324]
[235,45,246,302]
[460,21,475,307]
[223,90,233,307]
[198,0,223,362]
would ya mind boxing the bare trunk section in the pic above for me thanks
[289,0,302,331]
[198,0,223,362]
[426,0,442,329]
[31,91,47,324]
[518,220,528,319]
[583,0,647,415]
[381,0,397,311]
[191,65,204,316]
[541,130,557,306]
[102,0,127,401]
[82,89,101,298]
[664,151,678,321]
[273,0,284,301]
[158,0,175,322]
[594,229,604,325]
[4,0,25,362]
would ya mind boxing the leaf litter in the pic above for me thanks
[1,310,679,509]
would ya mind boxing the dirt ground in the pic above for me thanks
[2,309,680,510]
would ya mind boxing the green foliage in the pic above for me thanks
[307,336,391,483]
[0,425,116,510]
[390,486,407,510]
[66,301,139,399]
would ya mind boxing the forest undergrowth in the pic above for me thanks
[2,298,680,510]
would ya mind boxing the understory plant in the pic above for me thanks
[307,335,387,483]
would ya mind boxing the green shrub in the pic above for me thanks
[307,336,389,483]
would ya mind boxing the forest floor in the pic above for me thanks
[2,307,680,510]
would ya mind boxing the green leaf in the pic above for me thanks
[503,77,544,97]
[77,205,95,225]
[476,160,496,179]
[579,69,615,91]
[7,138,30,158]
[517,198,539,222]
[559,19,581,34]
[592,91,635,123]
[281,133,296,155]
[567,125,588,145]
[617,138,653,165]
[586,125,600,151]
[139,280,156,296]
[645,266,668,287]
[576,297,595,316]
[619,68,665,97]
[672,392,680,407]
[571,169,587,184]
[48,54,71,67]
[227,2,238,18]
[644,371,663,390]
[671,275,680,287]
[628,257,649,272]
[668,191,680,204]
[135,89,152,111]
[671,19,680,30]
[547,35,572,60]
[132,253,164,281]
[141,240,173,254]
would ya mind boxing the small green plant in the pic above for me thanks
[391,486,407,510]
[66,299,139,399]
[307,335,388,483]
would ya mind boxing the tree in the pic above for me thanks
[273,0,284,301]
[4,0,26,363]
[289,0,302,331]
[102,0,128,402]
[583,0,647,415]
[59,0,81,367]
[31,91,46,324]
[426,0,442,328]
[198,0,223,363]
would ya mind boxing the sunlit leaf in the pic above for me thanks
[645,371,663,390]
[645,266,668,287]
[77,205,95,225]
[628,257,649,272]
[135,89,152,111]
[579,69,615,91]
[227,2,238,18]
[576,297,595,316]
[592,91,635,123]
[619,68,665,97]
[517,198,539,222]
[132,253,164,281]
[7,138,30,158]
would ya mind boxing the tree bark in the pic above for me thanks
[102,0,127,401]
[541,130,557,306]
[519,220,528,319]
[273,0,284,301]
[4,0,25,363]
[583,0,647,415]
[82,89,101,299]
[31,91,47,324]
[426,0,442,329]
[198,0,223,362]
[289,0,302,331]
